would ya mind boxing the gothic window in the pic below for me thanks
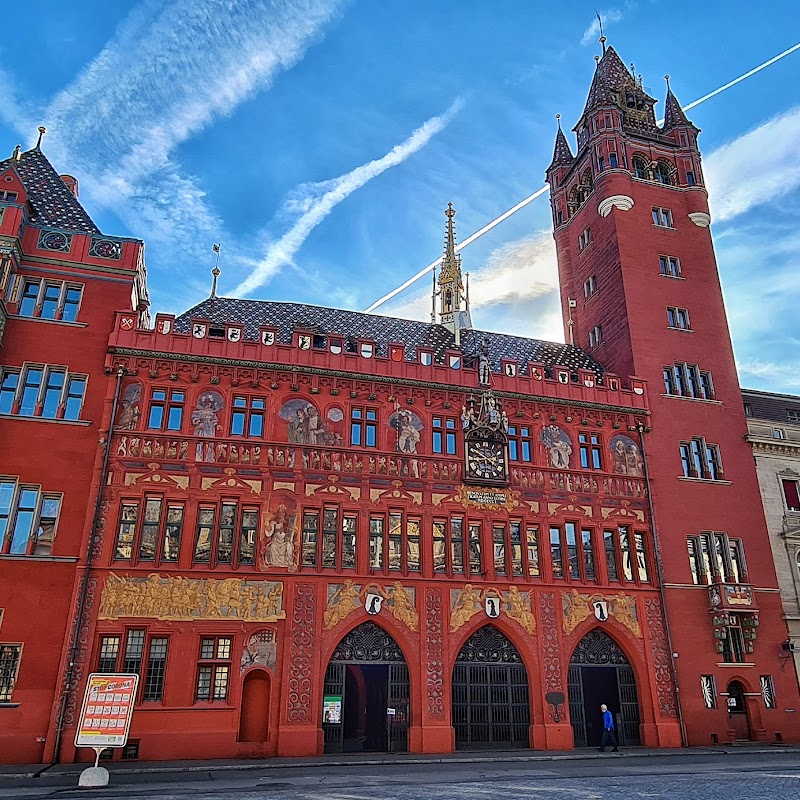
[491,521,523,577]
[191,501,253,567]
[579,169,594,202]
[679,437,722,480]
[0,479,61,556]
[654,160,674,185]
[305,505,357,570]
[385,511,421,573]
[632,156,649,179]
[567,187,580,218]
[114,498,185,564]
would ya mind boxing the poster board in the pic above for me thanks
[75,673,138,748]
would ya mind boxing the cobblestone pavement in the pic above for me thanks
[4,753,800,800]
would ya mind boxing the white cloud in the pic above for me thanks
[737,358,800,390]
[231,98,464,296]
[2,0,349,271]
[580,9,624,46]
[705,106,800,223]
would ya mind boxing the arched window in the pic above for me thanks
[579,170,594,202]
[632,156,649,180]
[567,186,579,218]
[443,288,453,312]
[654,160,674,185]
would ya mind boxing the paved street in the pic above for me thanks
[3,751,800,800]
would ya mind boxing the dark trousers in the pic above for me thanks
[600,728,618,750]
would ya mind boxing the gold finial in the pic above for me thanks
[36,126,46,149]
[556,113,562,129]
[664,74,671,89]
[445,202,456,219]
[594,55,600,63]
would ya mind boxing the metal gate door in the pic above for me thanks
[323,662,345,753]
[452,626,531,749]
[568,664,587,747]
[617,664,640,745]
[388,663,410,752]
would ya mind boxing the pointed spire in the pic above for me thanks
[439,202,460,284]
[548,115,574,170]
[662,75,693,130]
[436,202,471,337]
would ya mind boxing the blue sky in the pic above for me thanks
[0,1,798,392]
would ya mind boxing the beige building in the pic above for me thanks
[744,389,800,678]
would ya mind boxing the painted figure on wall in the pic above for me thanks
[116,382,142,430]
[541,425,573,469]
[279,399,343,446]
[240,629,277,672]
[389,401,423,454]
[259,501,299,572]
[192,391,223,461]
[609,435,644,477]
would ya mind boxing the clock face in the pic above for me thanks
[466,440,506,483]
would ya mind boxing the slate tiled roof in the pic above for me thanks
[547,127,574,171]
[742,389,800,425]
[663,87,693,130]
[174,297,604,377]
[0,147,100,234]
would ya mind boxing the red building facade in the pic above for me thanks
[546,44,799,745]
[1,42,798,766]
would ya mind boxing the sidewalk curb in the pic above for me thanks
[5,745,798,781]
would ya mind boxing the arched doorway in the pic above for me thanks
[323,621,409,754]
[568,629,641,747]
[452,625,531,749]
[239,670,270,742]
[726,681,752,741]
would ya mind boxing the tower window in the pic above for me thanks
[667,307,691,330]
[787,410,800,423]
[686,170,696,186]
[633,156,649,179]
[588,325,603,349]
[654,161,674,185]
[578,227,591,251]
[583,275,598,298]
[659,255,682,277]
[774,428,786,440]
[609,152,618,168]
[652,207,674,227]
[663,363,713,399]
[679,437,723,480]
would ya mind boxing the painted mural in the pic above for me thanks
[258,499,300,572]
[116,382,142,430]
[99,574,285,621]
[541,425,573,469]
[240,629,278,672]
[322,581,418,631]
[449,585,536,633]
[389,401,423,454]
[609,435,644,477]
[279,399,343,446]
[562,588,641,638]
[192,391,224,461]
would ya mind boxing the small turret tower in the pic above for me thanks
[435,203,471,343]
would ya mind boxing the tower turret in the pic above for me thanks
[435,202,471,343]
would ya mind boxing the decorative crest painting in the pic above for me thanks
[541,425,572,469]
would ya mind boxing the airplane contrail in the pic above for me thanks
[364,41,800,314]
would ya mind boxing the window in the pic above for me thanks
[239,508,258,565]
[114,499,186,564]
[387,511,421,573]
[0,644,22,702]
[492,521,524,577]
[550,526,564,579]
[686,170,696,186]
[147,389,184,431]
[721,620,745,664]
[196,637,232,702]
[0,371,17,414]
[0,363,87,422]
[350,407,377,447]
[667,306,691,330]
[526,525,540,577]
[230,396,265,437]
[788,410,800,423]
[15,278,83,321]
[652,206,673,227]
[0,479,61,556]
[579,433,603,470]
[588,325,603,349]
[679,436,723,480]
[654,161,673,185]
[604,525,650,584]
[551,523,596,582]
[433,516,467,575]
[432,416,457,455]
[468,522,483,575]
[507,425,533,463]
[701,675,717,709]
[659,255,682,277]
[0,190,18,203]
[609,152,618,168]
[19,367,42,415]
[686,532,746,584]
[96,630,168,702]
[190,501,252,567]
[633,156,649,179]
[783,479,800,512]
[761,675,776,709]
[369,516,384,570]
[578,227,592,251]
[663,363,713,399]
[774,428,786,440]
[583,275,598,298]
[302,507,357,569]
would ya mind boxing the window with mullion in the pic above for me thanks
[350,407,378,448]
[322,507,339,568]
[142,637,169,701]
[550,526,565,580]
[230,396,265,438]
[19,367,43,416]
[369,515,385,570]
[18,278,41,316]
[40,283,62,319]
[493,524,507,576]
[0,370,19,414]
[239,508,258,565]
[451,517,465,575]
[526,525,540,578]
[216,502,238,564]
[138,497,164,561]
[680,437,723,480]
[196,636,232,702]
[579,433,603,470]
[302,511,319,567]
[97,636,121,673]
[507,425,532,463]
[468,522,482,576]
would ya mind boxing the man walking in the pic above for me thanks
[597,703,619,752]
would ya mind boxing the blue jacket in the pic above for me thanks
[603,709,614,730]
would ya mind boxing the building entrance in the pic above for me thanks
[452,625,531,749]
[568,629,641,747]
[323,622,409,754]
[726,680,752,741]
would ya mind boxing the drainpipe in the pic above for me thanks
[51,365,126,764]
[636,420,688,748]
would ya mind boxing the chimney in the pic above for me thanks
[60,174,79,198]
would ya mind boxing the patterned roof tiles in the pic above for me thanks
[548,127,574,171]
[0,147,100,234]
[663,87,693,130]
[174,297,605,377]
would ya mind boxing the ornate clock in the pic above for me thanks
[462,389,509,486]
